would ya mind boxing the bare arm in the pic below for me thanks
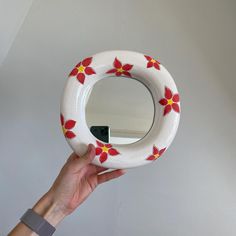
[8,144,125,235]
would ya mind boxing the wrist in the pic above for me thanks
[32,192,66,227]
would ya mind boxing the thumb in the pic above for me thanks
[79,143,96,167]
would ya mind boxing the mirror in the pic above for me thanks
[86,76,155,144]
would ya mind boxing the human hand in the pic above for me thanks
[30,143,125,227]
[8,144,125,235]
[47,143,125,216]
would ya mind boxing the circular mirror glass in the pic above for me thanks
[85,76,155,144]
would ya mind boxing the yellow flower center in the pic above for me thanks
[62,126,66,134]
[78,65,85,72]
[151,59,156,63]
[102,146,109,153]
[167,99,173,105]
[117,68,124,73]
[154,153,160,159]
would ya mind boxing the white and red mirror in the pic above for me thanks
[60,50,180,169]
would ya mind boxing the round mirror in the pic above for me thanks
[85,76,155,144]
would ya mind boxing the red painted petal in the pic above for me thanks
[106,68,117,74]
[144,55,152,61]
[122,64,133,71]
[153,146,159,155]
[147,155,156,161]
[105,144,112,148]
[60,114,64,126]
[75,62,81,67]
[114,57,122,68]
[159,148,166,156]
[82,57,92,66]
[173,94,180,102]
[116,71,122,76]
[154,62,160,70]
[96,147,102,155]
[69,68,78,77]
[172,103,180,113]
[108,148,120,156]
[100,152,108,163]
[122,71,131,77]
[165,87,173,99]
[65,120,76,129]
[164,105,172,116]
[159,98,168,106]
[65,131,76,139]
[77,73,85,84]
[85,67,96,75]
[96,140,104,147]
[147,61,153,68]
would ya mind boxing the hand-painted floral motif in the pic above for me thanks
[144,55,160,70]
[106,57,133,77]
[159,86,180,116]
[69,57,96,84]
[60,114,76,139]
[95,140,120,163]
[146,145,166,161]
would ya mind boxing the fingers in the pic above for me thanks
[97,169,126,184]
[66,152,79,163]
[95,166,108,174]
[83,165,108,176]
[71,144,96,171]
[79,144,96,166]
[65,144,96,173]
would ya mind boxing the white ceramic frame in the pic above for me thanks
[60,50,180,169]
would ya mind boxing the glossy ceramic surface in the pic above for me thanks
[60,50,180,169]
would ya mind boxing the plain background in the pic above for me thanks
[1,0,236,235]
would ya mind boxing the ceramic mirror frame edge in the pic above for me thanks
[60,50,181,169]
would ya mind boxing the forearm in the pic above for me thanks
[8,192,66,236]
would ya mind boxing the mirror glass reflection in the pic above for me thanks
[85,76,155,144]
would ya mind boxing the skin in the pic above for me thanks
[8,144,126,235]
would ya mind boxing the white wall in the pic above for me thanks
[0,0,33,65]
[0,0,236,235]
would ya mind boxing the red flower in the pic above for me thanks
[146,145,166,161]
[60,114,76,139]
[69,57,96,84]
[95,140,120,163]
[106,57,133,77]
[159,86,180,116]
[144,55,160,70]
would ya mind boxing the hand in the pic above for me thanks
[46,143,125,216]
[8,144,125,235]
